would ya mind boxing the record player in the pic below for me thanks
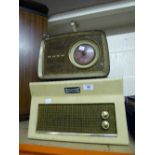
[28,78,129,145]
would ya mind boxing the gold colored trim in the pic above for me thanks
[38,41,45,78]
[69,40,100,69]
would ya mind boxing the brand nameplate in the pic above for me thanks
[64,87,80,94]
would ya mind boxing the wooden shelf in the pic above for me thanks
[20,121,135,154]
[19,144,134,155]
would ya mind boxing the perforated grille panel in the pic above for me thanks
[37,103,117,134]
[43,31,110,78]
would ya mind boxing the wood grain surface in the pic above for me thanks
[19,8,47,120]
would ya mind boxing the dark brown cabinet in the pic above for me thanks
[19,4,48,120]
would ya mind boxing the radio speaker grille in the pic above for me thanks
[37,103,117,134]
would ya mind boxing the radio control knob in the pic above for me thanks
[101,121,110,130]
[101,111,109,119]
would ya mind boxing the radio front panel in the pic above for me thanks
[38,31,110,79]
[28,79,129,145]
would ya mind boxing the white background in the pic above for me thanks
[0,1,19,154]
[0,0,155,155]
[106,25,135,96]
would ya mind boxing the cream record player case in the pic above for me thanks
[28,78,129,145]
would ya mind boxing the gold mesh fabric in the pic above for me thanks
[43,31,108,75]
[37,103,117,134]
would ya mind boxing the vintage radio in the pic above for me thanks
[38,31,110,80]
[28,78,129,145]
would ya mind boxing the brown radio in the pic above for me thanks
[38,31,110,80]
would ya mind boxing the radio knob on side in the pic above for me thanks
[101,111,109,119]
[101,121,110,130]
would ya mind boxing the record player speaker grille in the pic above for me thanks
[36,103,117,134]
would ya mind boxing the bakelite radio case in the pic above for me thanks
[38,31,110,80]
[28,78,129,145]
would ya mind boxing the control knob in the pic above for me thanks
[101,111,109,119]
[101,121,110,130]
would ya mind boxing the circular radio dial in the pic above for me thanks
[74,44,95,65]
[69,40,99,69]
